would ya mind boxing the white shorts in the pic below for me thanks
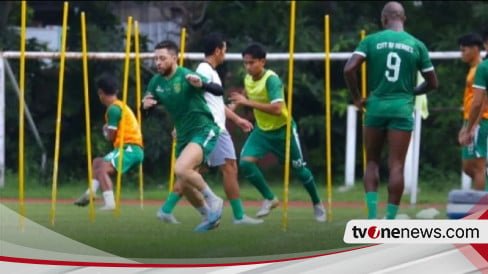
[207,130,236,167]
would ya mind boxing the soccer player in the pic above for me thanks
[460,56,488,167]
[74,74,144,210]
[457,33,487,191]
[142,40,225,231]
[229,42,326,222]
[157,32,263,225]
[343,1,438,219]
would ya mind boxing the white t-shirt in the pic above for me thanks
[196,62,227,130]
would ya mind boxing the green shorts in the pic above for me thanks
[176,125,221,164]
[364,114,414,131]
[104,144,144,173]
[240,121,307,168]
[364,97,414,131]
[462,119,488,159]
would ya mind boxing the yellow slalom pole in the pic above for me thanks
[134,20,144,209]
[360,30,368,216]
[324,15,333,221]
[360,30,367,173]
[282,0,296,232]
[168,27,186,193]
[115,16,133,216]
[50,1,69,226]
[18,0,27,229]
[80,12,95,221]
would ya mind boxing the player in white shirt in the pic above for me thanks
[157,32,263,225]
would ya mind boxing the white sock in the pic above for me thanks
[85,179,100,195]
[202,186,218,201]
[197,205,209,216]
[102,190,115,206]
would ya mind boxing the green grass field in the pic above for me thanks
[0,173,454,262]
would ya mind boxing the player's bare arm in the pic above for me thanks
[229,92,282,116]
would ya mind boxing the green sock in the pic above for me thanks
[386,203,399,220]
[229,198,245,220]
[295,167,321,204]
[303,181,321,204]
[239,161,275,200]
[161,192,182,214]
[365,192,378,219]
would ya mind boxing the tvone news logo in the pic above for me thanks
[350,225,445,239]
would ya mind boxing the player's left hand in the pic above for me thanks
[236,117,253,132]
[458,127,473,146]
[185,74,203,87]
[229,92,248,106]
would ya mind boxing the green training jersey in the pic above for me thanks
[355,29,433,103]
[145,66,216,141]
[473,59,488,92]
[244,69,289,131]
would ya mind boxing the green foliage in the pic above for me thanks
[4,1,488,184]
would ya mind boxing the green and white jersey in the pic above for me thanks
[145,66,216,141]
[354,30,433,116]
[473,59,488,92]
[244,69,289,131]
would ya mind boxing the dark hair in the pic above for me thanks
[203,32,225,57]
[155,40,179,55]
[458,33,483,49]
[96,74,119,95]
[241,43,266,59]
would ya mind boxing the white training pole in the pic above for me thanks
[404,135,414,193]
[345,104,357,188]
[0,58,4,188]
[410,108,422,205]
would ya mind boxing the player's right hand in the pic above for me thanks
[142,94,157,109]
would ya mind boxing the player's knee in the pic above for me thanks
[174,164,189,181]
[92,157,104,170]
[172,182,184,195]
[239,160,254,176]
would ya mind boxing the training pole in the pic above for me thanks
[80,12,95,221]
[115,16,133,216]
[282,0,296,232]
[50,1,69,226]
[324,14,332,221]
[360,30,367,174]
[134,20,144,209]
[18,0,27,229]
[360,30,368,216]
[168,27,186,193]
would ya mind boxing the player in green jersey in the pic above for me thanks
[142,40,225,232]
[343,1,438,219]
[229,42,326,222]
[460,60,488,152]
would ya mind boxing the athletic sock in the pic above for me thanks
[385,203,399,220]
[294,167,320,204]
[85,179,100,195]
[229,198,245,220]
[202,186,220,204]
[365,192,378,219]
[102,190,115,207]
[161,192,182,214]
[240,160,275,200]
[197,205,209,217]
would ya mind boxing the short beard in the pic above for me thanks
[159,66,173,77]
